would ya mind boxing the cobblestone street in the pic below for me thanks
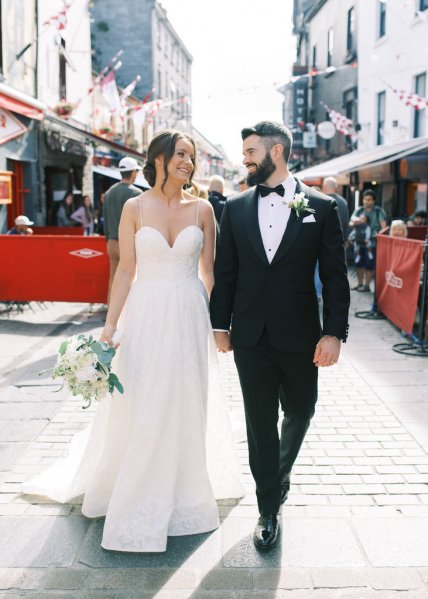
[0,288,428,598]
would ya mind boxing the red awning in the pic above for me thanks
[0,93,44,121]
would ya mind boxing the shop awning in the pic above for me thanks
[0,83,46,121]
[93,164,149,188]
[294,137,428,180]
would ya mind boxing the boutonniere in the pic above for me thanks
[285,192,316,218]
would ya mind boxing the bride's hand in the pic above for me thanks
[100,324,119,348]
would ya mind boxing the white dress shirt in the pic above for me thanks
[258,175,297,263]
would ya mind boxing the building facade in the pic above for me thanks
[90,0,192,140]
[284,0,358,170]
[357,0,428,217]
[0,0,46,232]
[37,0,94,225]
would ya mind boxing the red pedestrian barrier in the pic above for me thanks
[32,226,84,235]
[407,225,428,241]
[0,235,108,303]
[376,235,424,332]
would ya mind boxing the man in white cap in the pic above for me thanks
[104,157,142,302]
[7,215,34,235]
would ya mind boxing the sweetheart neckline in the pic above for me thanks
[135,224,203,249]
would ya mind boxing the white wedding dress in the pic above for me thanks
[22,200,244,552]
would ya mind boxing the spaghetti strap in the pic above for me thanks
[138,196,144,229]
[195,199,201,227]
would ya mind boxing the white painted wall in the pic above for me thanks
[1,0,37,96]
[37,0,92,125]
[358,0,428,148]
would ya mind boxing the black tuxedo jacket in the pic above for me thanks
[210,179,350,352]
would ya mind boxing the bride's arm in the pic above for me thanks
[100,200,137,346]
[199,201,216,297]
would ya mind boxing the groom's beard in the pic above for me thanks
[246,153,276,186]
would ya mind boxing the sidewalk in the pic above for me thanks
[0,289,427,598]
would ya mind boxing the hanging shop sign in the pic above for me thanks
[317,121,336,140]
[0,171,13,204]
[0,108,28,145]
[303,131,317,148]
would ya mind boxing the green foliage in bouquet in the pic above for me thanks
[47,334,124,409]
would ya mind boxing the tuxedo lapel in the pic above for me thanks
[244,187,269,265]
[270,178,307,266]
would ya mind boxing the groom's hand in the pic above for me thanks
[313,335,341,367]
[214,331,233,353]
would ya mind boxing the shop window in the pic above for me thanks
[414,72,426,138]
[377,91,385,145]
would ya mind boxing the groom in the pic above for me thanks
[210,121,350,551]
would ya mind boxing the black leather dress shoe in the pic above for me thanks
[253,514,280,551]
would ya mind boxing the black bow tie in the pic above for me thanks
[258,184,285,197]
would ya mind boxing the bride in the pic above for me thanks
[22,130,244,552]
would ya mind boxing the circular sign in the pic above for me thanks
[317,121,336,139]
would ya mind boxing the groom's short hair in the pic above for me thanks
[241,121,293,163]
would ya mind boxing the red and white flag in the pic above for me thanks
[393,89,428,111]
[43,2,72,30]
[321,102,358,141]
[100,70,121,113]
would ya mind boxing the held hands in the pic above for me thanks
[100,324,120,349]
[313,335,341,368]
[214,331,233,353]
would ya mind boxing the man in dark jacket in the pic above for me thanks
[210,121,350,551]
[208,175,227,228]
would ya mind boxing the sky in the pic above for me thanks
[160,0,295,164]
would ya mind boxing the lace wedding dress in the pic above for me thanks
[22,200,244,552]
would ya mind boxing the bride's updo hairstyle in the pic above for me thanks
[143,129,197,191]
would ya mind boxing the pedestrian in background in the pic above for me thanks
[208,175,227,228]
[71,195,95,235]
[238,177,249,192]
[407,210,427,226]
[56,192,75,227]
[94,192,105,235]
[104,157,142,302]
[349,189,387,292]
[321,177,350,238]
[390,219,408,238]
[7,215,34,235]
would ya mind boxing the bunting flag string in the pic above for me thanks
[320,102,358,142]
[392,88,428,110]
[382,79,428,111]
[120,75,142,101]
[42,1,75,31]
[290,61,357,83]
[71,50,124,113]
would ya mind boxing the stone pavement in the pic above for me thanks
[0,287,428,598]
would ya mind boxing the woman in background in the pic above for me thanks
[71,195,95,235]
[56,192,75,227]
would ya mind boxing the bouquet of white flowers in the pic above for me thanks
[47,334,123,408]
